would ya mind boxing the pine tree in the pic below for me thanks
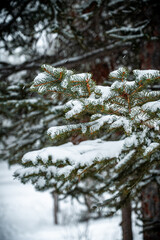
[15,65,160,238]
[0,72,67,225]
[1,1,159,236]
[0,77,66,165]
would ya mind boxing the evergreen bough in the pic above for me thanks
[15,65,160,213]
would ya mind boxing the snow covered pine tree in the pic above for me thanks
[15,65,160,239]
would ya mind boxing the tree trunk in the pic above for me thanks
[142,182,160,240]
[121,200,133,240]
[84,195,92,213]
[51,191,59,225]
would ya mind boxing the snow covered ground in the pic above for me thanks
[0,161,142,240]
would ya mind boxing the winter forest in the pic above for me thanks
[0,1,160,240]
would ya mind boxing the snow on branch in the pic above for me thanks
[15,66,160,205]
[15,139,124,190]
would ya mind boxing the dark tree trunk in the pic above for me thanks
[140,41,160,70]
[142,182,160,240]
[121,200,133,240]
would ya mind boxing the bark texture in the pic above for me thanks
[142,182,160,240]
[121,201,133,240]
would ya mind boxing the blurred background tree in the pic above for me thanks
[1,0,160,78]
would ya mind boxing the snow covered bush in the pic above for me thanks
[15,65,160,213]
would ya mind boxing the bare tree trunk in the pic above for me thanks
[142,182,160,240]
[51,191,59,225]
[121,200,133,240]
[84,195,92,213]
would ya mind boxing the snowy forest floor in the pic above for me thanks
[0,161,142,240]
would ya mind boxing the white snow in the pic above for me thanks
[95,86,111,98]
[115,150,136,170]
[61,77,69,88]
[0,161,142,240]
[70,73,92,82]
[65,100,84,119]
[21,139,124,168]
[33,72,49,85]
[109,117,132,134]
[143,142,160,156]
[90,115,116,132]
[124,134,138,148]
[106,24,147,34]
[109,67,126,78]
[142,100,160,112]
[133,70,160,80]
[47,124,78,138]
[15,139,125,191]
